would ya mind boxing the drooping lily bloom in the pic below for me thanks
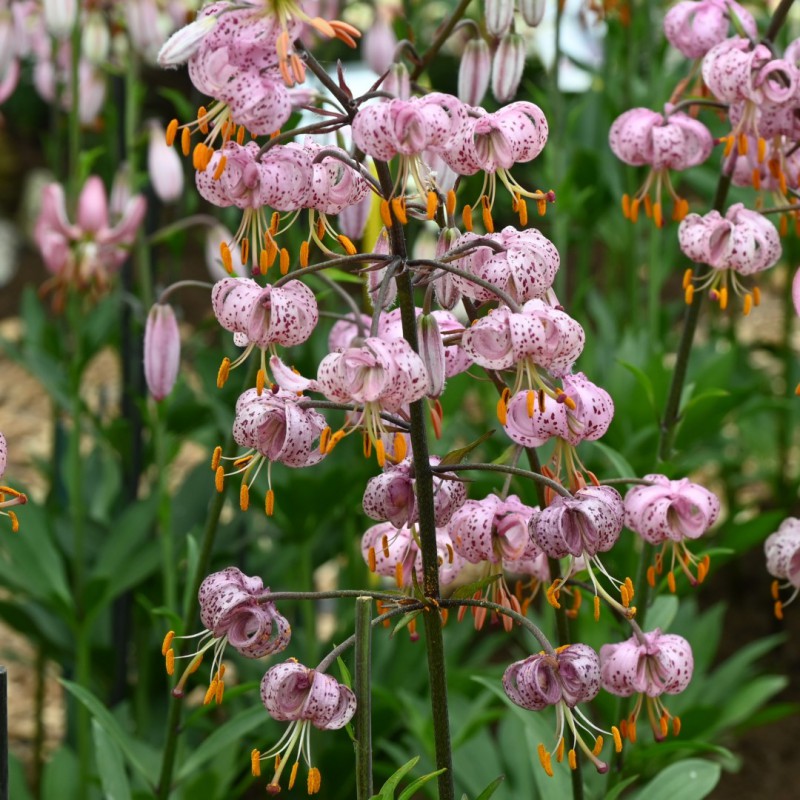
[34,176,146,303]
[503,372,614,449]
[609,106,713,225]
[600,629,693,742]
[361,520,465,588]
[664,0,756,59]
[0,432,27,532]
[765,518,800,617]
[458,38,491,107]
[678,202,781,311]
[503,644,612,776]
[163,567,291,702]
[461,299,584,378]
[624,474,719,590]
[451,227,560,305]
[144,304,181,402]
[254,660,356,794]
[362,455,467,528]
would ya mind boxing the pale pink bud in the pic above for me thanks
[77,176,110,234]
[125,0,163,61]
[793,267,800,317]
[382,62,411,99]
[0,432,6,479]
[484,0,514,37]
[43,0,77,40]
[148,121,184,203]
[82,11,110,66]
[144,304,180,401]
[458,39,491,106]
[418,313,446,396]
[157,14,218,68]
[363,14,397,75]
[518,0,545,27]
[491,33,526,102]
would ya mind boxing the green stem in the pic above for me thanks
[155,402,176,613]
[354,597,373,800]
[67,19,81,201]
[410,0,472,80]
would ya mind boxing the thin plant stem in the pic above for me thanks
[354,597,373,800]
[430,462,572,498]
[410,0,472,80]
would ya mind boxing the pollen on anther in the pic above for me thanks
[212,155,227,181]
[215,466,225,493]
[684,284,694,305]
[220,241,233,274]
[518,198,528,226]
[181,126,191,156]
[526,390,536,418]
[771,579,780,600]
[215,680,225,704]
[682,268,693,290]
[667,571,676,593]
[481,196,494,233]
[211,446,222,471]
[289,761,299,790]
[393,432,407,461]
[620,584,630,607]
[753,286,761,306]
[265,489,275,516]
[568,749,577,770]
[537,743,554,778]
[611,726,623,752]
[496,395,508,425]
[300,240,310,268]
[251,749,261,777]
[426,191,438,220]
[593,595,601,621]
[672,716,681,736]
[555,737,565,763]
[621,193,631,219]
[446,189,456,216]
[462,204,473,231]
[593,736,604,756]
[625,576,634,599]
[367,546,377,572]
[203,681,217,705]
[379,199,392,228]
[240,482,250,511]
[308,766,322,794]
[775,600,784,620]
[165,648,175,675]
[279,248,290,275]
[166,118,179,146]
[162,630,175,656]
[395,561,404,588]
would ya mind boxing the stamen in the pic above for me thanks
[375,439,386,467]
[621,194,631,219]
[197,106,209,134]
[427,191,438,220]
[556,737,565,763]
[780,215,789,237]
[308,766,321,794]
[271,213,281,236]
[289,761,299,790]
[771,579,780,600]
[593,595,600,621]
[395,562,404,587]
[620,584,630,607]
[211,446,222,471]
[217,357,231,388]
[166,119,178,146]
[611,726,623,752]
[165,648,175,675]
[496,395,508,425]
[220,241,233,274]
[568,749,577,770]
[362,432,372,459]
[684,284,694,304]
[643,195,653,219]
[682,268,693,290]
[240,482,250,511]
[481,196,494,233]
[625,577,634,599]
[696,558,708,583]
[203,680,217,705]
[394,433,407,461]
[753,286,761,306]
[380,199,392,228]
[256,369,266,396]
[526,390,535,418]
[462,204,473,231]
[743,293,753,316]
[446,190,456,216]
[367,546,377,572]
[162,630,175,656]
[757,137,767,163]
[738,133,748,155]
[251,749,261,777]
[629,198,640,223]
[236,125,246,145]
[391,197,407,225]
[319,426,331,453]
[240,238,249,265]
[627,720,637,744]
[653,202,663,228]
[266,489,275,516]
[216,679,225,704]
[667,571,676,593]
[672,716,681,736]
[212,155,227,181]
[537,743,554,778]
[518,197,528,226]
[300,241,310,268]
[181,127,191,156]
[775,600,784,620]
[338,234,357,255]
[215,466,225,493]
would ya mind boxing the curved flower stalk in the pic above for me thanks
[600,628,693,743]
[361,520,466,591]
[0,432,27,532]
[765,518,800,618]
[215,387,328,514]
[530,486,632,620]
[609,105,714,226]
[624,474,720,591]
[252,660,356,794]
[34,176,146,306]
[678,202,781,312]
[163,568,291,703]
[503,644,620,776]
[449,493,548,626]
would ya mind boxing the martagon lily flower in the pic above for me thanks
[765,518,800,618]
[163,567,291,704]
[252,660,356,794]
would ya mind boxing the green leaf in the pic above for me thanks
[647,596,679,632]
[336,654,353,689]
[617,359,657,416]
[591,442,637,479]
[450,573,501,601]
[369,756,420,799]
[61,680,155,789]
[9,752,34,800]
[391,610,421,636]
[627,758,721,800]
[41,746,79,800]
[397,768,446,800]
[438,431,495,466]
[604,775,640,800]
[93,718,132,800]
[474,774,505,800]
[177,704,266,781]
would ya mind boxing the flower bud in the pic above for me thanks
[148,121,184,203]
[82,11,111,66]
[458,39,491,106]
[363,13,397,75]
[43,0,77,40]
[491,33,526,102]
[518,0,545,27]
[0,432,6,479]
[418,313,446,397]
[381,62,411,99]
[484,0,514,37]
[125,0,163,61]
[144,304,180,401]
[157,14,218,68]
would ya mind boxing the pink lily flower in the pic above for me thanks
[600,629,693,742]
[664,0,756,59]
[34,176,146,301]
[765,518,800,617]
[254,660,356,793]
[163,567,291,702]
[0,432,27,532]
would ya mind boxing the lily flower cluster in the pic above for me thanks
[609,0,792,312]
[0,433,27,532]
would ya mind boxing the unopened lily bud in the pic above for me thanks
[518,0,546,27]
[434,227,461,310]
[418,313,446,397]
[144,303,180,401]
[363,13,397,75]
[484,0,514,37]
[148,121,184,203]
[82,11,111,66]
[125,0,163,61]
[43,0,77,40]
[338,193,372,242]
[458,39,491,106]
[492,33,526,102]
[382,62,410,99]
[157,14,217,68]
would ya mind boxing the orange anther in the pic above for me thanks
[380,199,392,228]
[653,201,663,228]
[395,561,404,587]
[427,191,438,220]
[593,595,601,621]
[212,154,227,181]
[166,118,179,146]
[757,137,767,163]
[612,726,623,752]
[643,195,653,219]
[375,439,386,468]
[300,241,310,268]
[496,394,508,425]
[240,482,250,511]
[220,241,233,274]
[526,389,536,418]
[556,738,565,763]
[217,356,231,388]
[390,197,407,224]
[462,204,473,231]
[673,716,681,736]
[211,446,222,471]
[667,571,676,593]
[393,432,407,461]
[279,248,290,275]
[265,489,275,516]
[240,237,249,266]
[537,744,554,778]
[251,749,261,777]
[162,630,175,656]
[629,198,640,223]
[738,133,748,155]
[338,234,357,255]
[621,193,631,219]
[288,761,299,790]
[771,579,780,600]
[568,749,577,770]
[625,576,634,599]
[628,721,637,744]
[165,648,175,675]
[446,189,457,216]
[481,196,494,233]
[723,135,734,158]
[775,600,784,620]
[743,293,753,316]
[659,715,669,738]
[203,681,217,706]
[518,197,528,226]
[719,285,728,310]
[753,286,761,306]
[381,534,391,559]
[683,268,694,290]
[592,736,604,756]
[752,168,761,191]
[684,284,695,305]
